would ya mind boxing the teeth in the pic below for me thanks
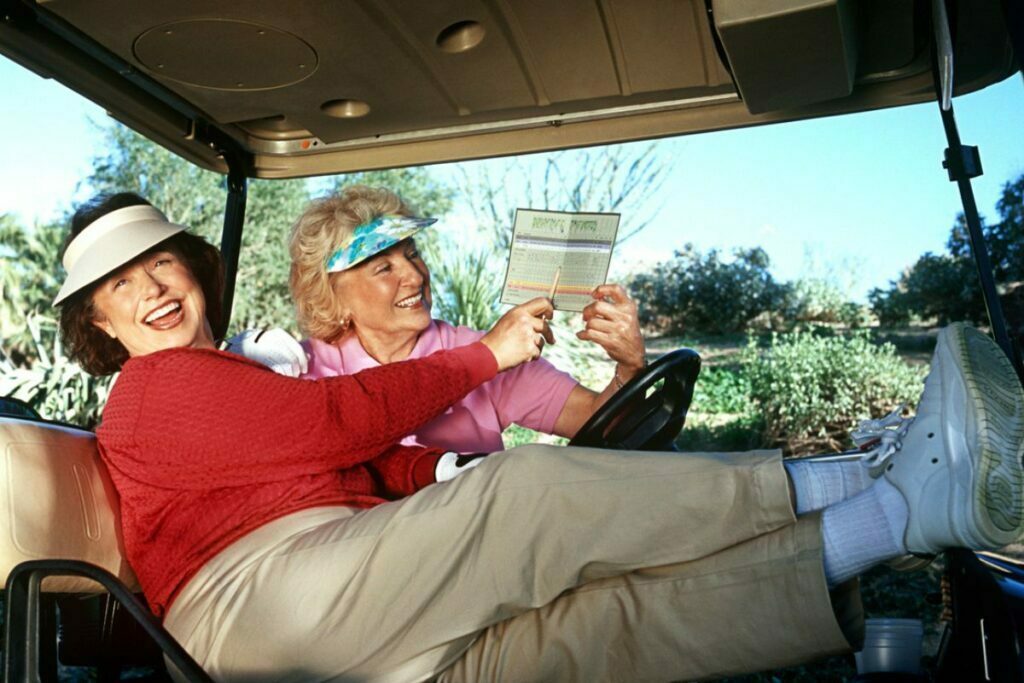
[395,294,422,308]
[145,301,181,323]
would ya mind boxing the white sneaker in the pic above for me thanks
[878,323,1024,555]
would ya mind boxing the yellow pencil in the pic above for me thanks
[548,266,561,305]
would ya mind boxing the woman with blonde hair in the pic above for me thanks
[283,184,647,454]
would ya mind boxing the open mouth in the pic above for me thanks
[395,293,424,309]
[143,300,184,328]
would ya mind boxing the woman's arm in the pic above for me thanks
[552,284,646,438]
[111,298,555,488]
[117,343,496,487]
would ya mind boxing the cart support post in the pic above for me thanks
[218,153,248,340]
[932,0,1023,381]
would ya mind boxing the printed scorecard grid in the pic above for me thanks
[501,209,620,312]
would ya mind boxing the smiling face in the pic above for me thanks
[90,248,216,358]
[331,238,433,347]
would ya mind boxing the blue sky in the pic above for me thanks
[2,55,1022,301]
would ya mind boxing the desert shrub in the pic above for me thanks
[743,330,925,454]
[629,244,788,335]
[784,278,867,327]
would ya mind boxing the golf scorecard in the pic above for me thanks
[500,209,620,312]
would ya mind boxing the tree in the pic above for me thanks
[628,244,789,335]
[870,172,1024,326]
[433,143,671,330]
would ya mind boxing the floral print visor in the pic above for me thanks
[326,215,438,273]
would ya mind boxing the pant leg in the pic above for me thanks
[441,512,863,683]
[165,445,796,682]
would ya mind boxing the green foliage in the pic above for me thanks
[870,172,1024,325]
[691,366,752,415]
[742,330,925,454]
[785,278,866,327]
[629,244,789,335]
[0,308,111,428]
[868,251,982,327]
[233,178,312,331]
[674,414,767,453]
[0,216,65,360]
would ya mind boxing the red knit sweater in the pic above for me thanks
[96,342,498,616]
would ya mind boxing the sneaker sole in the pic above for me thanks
[954,324,1024,545]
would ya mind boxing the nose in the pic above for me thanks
[397,256,426,287]
[140,268,167,298]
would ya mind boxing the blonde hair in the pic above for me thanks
[289,185,412,342]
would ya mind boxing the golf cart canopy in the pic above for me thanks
[0,0,1016,179]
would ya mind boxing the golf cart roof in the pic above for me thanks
[0,0,1017,179]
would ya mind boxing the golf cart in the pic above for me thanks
[1,0,1022,680]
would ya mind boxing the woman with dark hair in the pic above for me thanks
[56,192,1024,683]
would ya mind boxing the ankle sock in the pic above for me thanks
[822,478,909,587]
[784,458,874,514]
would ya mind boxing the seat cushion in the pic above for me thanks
[0,417,139,592]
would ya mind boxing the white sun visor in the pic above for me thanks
[53,205,188,305]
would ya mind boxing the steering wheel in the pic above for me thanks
[568,349,701,451]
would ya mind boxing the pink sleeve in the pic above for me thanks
[491,357,579,434]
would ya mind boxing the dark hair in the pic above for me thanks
[58,192,225,376]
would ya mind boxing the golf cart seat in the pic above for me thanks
[0,406,210,681]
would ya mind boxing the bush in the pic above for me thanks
[629,244,788,335]
[784,278,866,327]
[0,313,111,429]
[743,330,925,454]
[869,252,984,327]
[691,366,752,415]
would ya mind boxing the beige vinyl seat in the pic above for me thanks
[0,415,137,593]
[0,410,210,681]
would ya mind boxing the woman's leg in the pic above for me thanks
[441,513,861,683]
[165,446,795,682]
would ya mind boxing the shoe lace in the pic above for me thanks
[851,404,912,477]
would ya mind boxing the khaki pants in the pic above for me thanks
[164,445,862,682]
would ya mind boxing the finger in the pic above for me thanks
[519,297,555,319]
[591,283,630,304]
[541,320,556,345]
[578,327,617,349]
[583,316,624,337]
[583,299,627,323]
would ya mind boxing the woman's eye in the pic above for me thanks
[375,263,391,274]
[113,278,128,290]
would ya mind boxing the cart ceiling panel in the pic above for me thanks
[38,0,732,143]
[18,0,1017,177]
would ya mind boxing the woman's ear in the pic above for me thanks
[92,316,117,339]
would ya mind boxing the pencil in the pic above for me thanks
[548,266,561,304]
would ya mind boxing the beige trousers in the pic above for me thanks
[164,445,862,683]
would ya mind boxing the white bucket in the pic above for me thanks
[853,617,924,675]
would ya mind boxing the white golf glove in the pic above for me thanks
[434,452,488,482]
[224,328,309,378]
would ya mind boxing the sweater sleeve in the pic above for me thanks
[110,342,497,489]
[365,446,443,498]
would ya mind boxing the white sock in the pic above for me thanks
[822,478,909,587]
[784,458,874,514]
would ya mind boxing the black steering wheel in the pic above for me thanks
[568,349,701,451]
